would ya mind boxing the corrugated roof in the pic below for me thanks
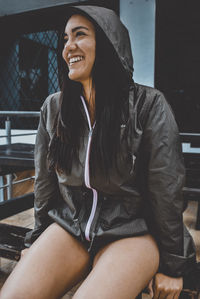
[0,0,84,17]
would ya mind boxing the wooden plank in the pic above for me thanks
[0,143,34,168]
[0,193,34,220]
[0,223,31,260]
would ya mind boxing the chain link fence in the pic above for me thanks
[0,30,59,130]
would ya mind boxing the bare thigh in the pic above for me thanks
[73,235,159,299]
[0,223,90,299]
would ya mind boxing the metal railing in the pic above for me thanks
[0,111,40,201]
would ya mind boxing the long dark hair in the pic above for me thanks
[48,12,132,176]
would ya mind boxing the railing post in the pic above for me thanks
[5,117,11,145]
[5,117,12,200]
[0,176,4,202]
[0,111,39,201]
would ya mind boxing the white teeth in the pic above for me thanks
[69,56,83,65]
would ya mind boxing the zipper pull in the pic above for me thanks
[89,129,93,137]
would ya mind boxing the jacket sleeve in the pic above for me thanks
[24,103,60,247]
[142,92,196,277]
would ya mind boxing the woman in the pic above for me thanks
[0,5,196,299]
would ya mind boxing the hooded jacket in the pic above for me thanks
[25,5,196,277]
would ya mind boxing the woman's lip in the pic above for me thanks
[68,55,84,63]
[68,57,84,67]
[69,60,82,65]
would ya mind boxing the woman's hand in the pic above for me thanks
[147,273,183,299]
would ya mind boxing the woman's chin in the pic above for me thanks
[68,72,76,80]
[68,72,81,82]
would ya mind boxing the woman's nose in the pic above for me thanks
[64,38,77,52]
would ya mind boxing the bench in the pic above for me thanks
[0,143,34,176]
[180,134,200,230]
[182,152,200,230]
[0,142,34,212]
[0,143,34,260]
[183,187,200,230]
[0,223,31,261]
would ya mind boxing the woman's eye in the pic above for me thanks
[76,31,86,37]
[63,31,86,46]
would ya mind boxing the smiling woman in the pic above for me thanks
[61,14,96,125]
[0,5,196,299]
[62,15,96,86]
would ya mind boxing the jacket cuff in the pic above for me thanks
[159,250,196,277]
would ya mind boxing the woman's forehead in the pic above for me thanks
[65,14,95,33]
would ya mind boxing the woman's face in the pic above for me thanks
[62,14,96,85]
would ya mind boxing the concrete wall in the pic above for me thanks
[120,0,155,87]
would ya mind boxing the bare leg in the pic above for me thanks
[73,235,159,299]
[0,223,90,299]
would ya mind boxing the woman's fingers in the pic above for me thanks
[153,273,183,299]
[166,293,176,299]
[173,287,182,299]
[147,278,154,298]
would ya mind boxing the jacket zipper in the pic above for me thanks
[80,96,97,241]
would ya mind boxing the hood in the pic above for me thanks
[67,5,134,78]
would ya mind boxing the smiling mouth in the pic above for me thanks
[69,56,84,66]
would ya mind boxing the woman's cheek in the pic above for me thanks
[62,48,68,62]
[62,49,65,61]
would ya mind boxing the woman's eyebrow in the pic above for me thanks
[64,26,89,36]
[72,26,89,32]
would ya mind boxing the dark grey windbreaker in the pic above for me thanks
[25,5,196,277]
